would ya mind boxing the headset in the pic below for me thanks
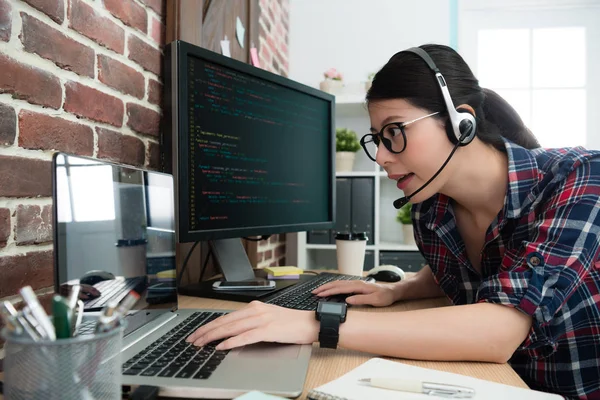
[392,47,477,209]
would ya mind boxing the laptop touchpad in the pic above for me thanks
[236,342,301,359]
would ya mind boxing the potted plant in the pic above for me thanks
[336,128,361,172]
[319,68,344,94]
[396,203,416,246]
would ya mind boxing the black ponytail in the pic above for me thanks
[367,44,540,151]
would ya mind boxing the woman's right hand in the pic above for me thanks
[312,280,400,307]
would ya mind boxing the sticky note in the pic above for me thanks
[236,17,245,49]
[263,266,303,276]
[250,47,260,67]
[220,37,231,57]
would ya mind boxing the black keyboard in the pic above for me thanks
[85,276,147,310]
[123,312,230,380]
[266,272,371,310]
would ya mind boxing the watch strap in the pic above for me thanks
[318,313,341,349]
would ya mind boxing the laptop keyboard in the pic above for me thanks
[123,312,230,380]
[266,272,370,310]
[85,276,147,310]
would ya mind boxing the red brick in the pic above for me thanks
[0,103,16,146]
[64,81,124,127]
[150,16,165,46]
[20,13,94,77]
[19,110,94,155]
[23,0,64,24]
[0,54,62,109]
[97,127,145,166]
[269,260,278,267]
[0,251,54,298]
[0,208,10,248]
[148,141,160,170]
[104,0,147,33]
[126,103,160,137]
[98,55,145,99]
[278,233,286,242]
[15,204,52,246]
[69,0,124,54]
[128,35,161,75]
[265,249,273,260]
[148,79,162,106]
[140,0,164,17]
[0,0,11,42]
[0,156,52,197]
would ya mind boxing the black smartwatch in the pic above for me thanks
[315,301,347,349]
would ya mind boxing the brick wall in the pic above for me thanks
[256,0,289,268]
[0,0,166,316]
[0,0,290,317]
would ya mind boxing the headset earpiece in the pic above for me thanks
[403,47,478,146]
[455,107,476,145]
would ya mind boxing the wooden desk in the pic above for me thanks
[0,295,528,399]
[179,294,529,399]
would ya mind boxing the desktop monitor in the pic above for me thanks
[163,40,335,288]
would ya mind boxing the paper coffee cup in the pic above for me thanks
[335,232,368,276]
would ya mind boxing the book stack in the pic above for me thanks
[263,266,303,280]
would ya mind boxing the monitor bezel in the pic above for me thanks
[170,40,336,243]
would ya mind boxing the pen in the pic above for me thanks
[358,378,475,398]
[2,301,40,341]
[115,290,140,317]
[20,286,56,340]
[21,306,51,340]
[71,299,84,336]
[68,284,81,310]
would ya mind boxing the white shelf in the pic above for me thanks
[378,242,419,251]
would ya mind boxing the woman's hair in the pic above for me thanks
[366,44,540,151]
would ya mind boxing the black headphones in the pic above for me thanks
[402,47,477,146]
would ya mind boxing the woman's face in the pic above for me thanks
[367,99,454,203]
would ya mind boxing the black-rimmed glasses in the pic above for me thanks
[360,111,440,162]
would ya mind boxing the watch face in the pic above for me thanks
[319,302,344,314]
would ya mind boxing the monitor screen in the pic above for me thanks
[164,41,335,243]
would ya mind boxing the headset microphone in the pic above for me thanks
[391,46,477,209]
[393,136,463,209]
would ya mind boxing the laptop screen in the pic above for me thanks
[53,153,177,313]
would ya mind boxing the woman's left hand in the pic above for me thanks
[185,301,319,350]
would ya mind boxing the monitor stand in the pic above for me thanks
[177,238,307,303]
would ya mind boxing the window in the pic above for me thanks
[476,27,586,148]
[56,157,116,223]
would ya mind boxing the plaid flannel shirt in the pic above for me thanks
[413,138,600,399]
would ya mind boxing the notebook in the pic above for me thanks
[307,358,563,400]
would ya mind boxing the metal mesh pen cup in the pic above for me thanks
[2,324,124,400]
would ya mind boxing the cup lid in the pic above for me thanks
[335,232,368,241]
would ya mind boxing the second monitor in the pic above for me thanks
[163,40,335,295]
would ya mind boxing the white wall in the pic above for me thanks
[289,0,452,88]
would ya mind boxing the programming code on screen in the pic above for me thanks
[187,57,331,232]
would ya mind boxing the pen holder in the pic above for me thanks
[1,324,125,400]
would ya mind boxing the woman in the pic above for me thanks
[187,44,600,399]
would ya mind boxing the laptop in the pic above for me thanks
[52,152,312,398]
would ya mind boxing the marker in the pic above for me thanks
[52,295,72,339]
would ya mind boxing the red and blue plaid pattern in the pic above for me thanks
[413,139,600,399]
